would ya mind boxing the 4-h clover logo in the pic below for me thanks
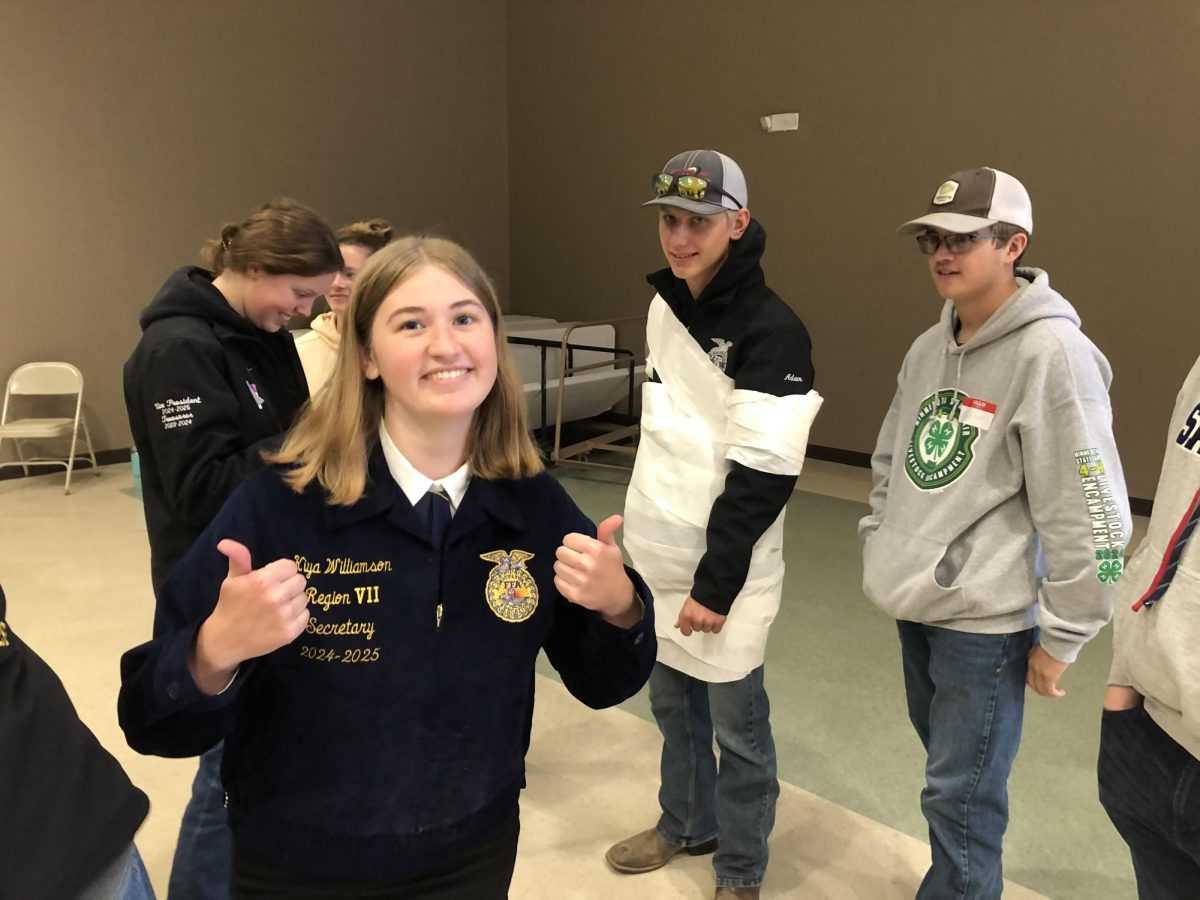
[924,420,955,457]
[1097,559,1123,583]
[905,389,980,491]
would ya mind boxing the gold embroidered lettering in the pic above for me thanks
[323,557,393,575]
[353,585,381,604]
[293,555,322,577]
[304,616,376,641]
[306,586,351,612]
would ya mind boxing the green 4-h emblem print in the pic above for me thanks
[905,389,981,491]
[1094,546,1124,584]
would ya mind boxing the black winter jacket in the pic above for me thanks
[646,219,815,614]
[123,267,309,593]
[1,583,149,899]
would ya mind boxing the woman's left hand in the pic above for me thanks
[555,514,639,624]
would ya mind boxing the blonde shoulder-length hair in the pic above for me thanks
[268,236,543,504]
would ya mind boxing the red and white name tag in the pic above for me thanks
[959,396,997,431]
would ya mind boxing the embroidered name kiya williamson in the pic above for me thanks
[294,555,394,576]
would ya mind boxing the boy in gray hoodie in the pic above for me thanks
[1100,354,1200,895]
[859,167,1129,899]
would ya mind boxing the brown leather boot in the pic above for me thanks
[714,887,761,899]
[605,827,719,874]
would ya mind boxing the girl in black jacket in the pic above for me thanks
[123,198,341,899]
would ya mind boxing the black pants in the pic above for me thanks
[1098,706,1200,900]
[231,816,520,900]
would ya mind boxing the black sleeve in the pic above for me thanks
[541,505,656,709]
[690,464,797,615]
[130,337,277,528]
[691,317,814,615]
[731,320,814,397]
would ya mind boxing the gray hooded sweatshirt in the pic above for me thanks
[859,268,1130,663]
[1109,354,1200,760]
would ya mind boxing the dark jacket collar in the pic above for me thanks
[321,442,527,546]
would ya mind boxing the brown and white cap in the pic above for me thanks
[898,167,1032,236]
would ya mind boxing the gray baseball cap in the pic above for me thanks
[643,149,749,215]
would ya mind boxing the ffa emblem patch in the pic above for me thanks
[480,549,539,623]
[905,389,980,491]
[708,338,732,372]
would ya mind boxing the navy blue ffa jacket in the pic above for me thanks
[124,266,310,594]
[118,446,655,881]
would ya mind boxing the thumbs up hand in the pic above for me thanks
[555,515,641,626]
[189,539,310,694]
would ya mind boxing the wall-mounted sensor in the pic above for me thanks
[760,113,800,132]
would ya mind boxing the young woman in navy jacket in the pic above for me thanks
[119,236,655,898]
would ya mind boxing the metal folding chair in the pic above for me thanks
[0,362,99,494]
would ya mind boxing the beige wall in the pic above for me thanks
[507,0,1200,500]
[4,1,1199,499]
[0,0,508,455]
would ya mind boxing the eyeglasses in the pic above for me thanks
[651,172,743,209]
[916,231,995,255]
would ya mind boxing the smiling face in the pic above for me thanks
[241,269,336,332]
[925,227,1024,307]
[657,205,749,298]
[362,264,498,437]
[326,243,372,316]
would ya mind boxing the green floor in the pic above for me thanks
[539,466,1137,900]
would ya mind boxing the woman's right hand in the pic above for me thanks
[188,539,309,694]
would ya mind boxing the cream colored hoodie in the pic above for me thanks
[294,312,339,399]
[1109,354,1200,760]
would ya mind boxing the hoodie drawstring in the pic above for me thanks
[941,342,967,419]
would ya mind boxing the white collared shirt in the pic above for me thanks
[378,426,470,513]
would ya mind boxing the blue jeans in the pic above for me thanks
[79,844,155,900]
[649,662,778,889]
[898,621,1035,900]
[169,742,232,900]
[1098,705,1200,899]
